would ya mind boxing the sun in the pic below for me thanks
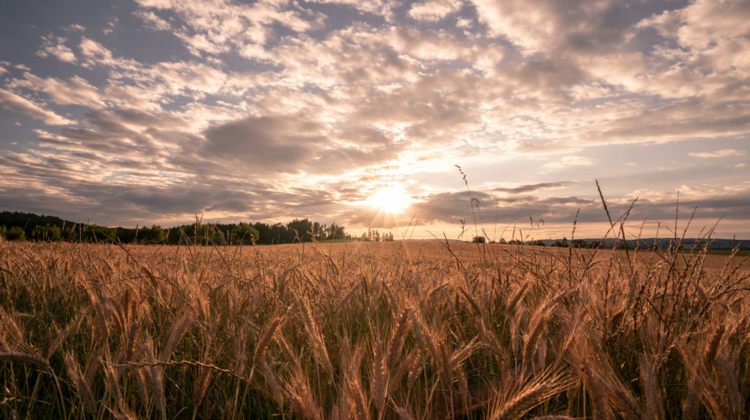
[366,187,412,213]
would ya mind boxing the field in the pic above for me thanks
[1,240,749,419]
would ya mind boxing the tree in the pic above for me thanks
[329,222,346,240]
[532,240,546,246]
[287,219,313,242]
[184,222,224,245]
[472,236,486,243]
[7,226,26,241]
[138,225,166,244]
[572,239,587,248]
[233,224,260,245]
[81,225,117,242]
[33,224,62,241]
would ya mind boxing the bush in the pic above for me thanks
[472,235,486,243]
[7,226,26,241]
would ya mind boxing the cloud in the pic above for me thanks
[134,9,172,31]
[469,0,631,55]
[36,35,76,63]
[0,89,75,125]
[203,114,326,171]
[2,0,750,235]
[544,156,594,169]
[408,0,462,22]
[690,149,746,158]
[64,24,86,32]
[491,182,565,194]
[10,73,107,109]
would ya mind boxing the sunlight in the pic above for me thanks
[366,187,412,213]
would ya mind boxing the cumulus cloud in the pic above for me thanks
[36,35,77,63]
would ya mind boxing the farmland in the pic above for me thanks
[1,240,749,419]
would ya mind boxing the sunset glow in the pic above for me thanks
[366,187,412,214]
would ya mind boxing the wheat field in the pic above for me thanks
[0,238,749,419]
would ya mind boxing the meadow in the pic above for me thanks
[0,236,749,419]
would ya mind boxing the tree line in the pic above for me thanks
[0,211,359,245]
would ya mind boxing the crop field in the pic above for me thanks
[1,239,749,419]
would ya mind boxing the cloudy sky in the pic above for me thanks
[1,0,748,240]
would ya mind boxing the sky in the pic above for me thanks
[0,0,748,241]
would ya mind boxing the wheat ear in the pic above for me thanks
[522,311,547,375]
[191,366,212,409]
[159,311,192,362]
[408,351,424,388]
[64,353,97,415]
[261,359,283,408]
[0,352,49,367]
[386,308,409,369]
[491,383,551,420]
[703,323,725,368]
[371,337,388,413]
[250,316,283,379]
[639,357,663,420]
[717,355,742,416]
